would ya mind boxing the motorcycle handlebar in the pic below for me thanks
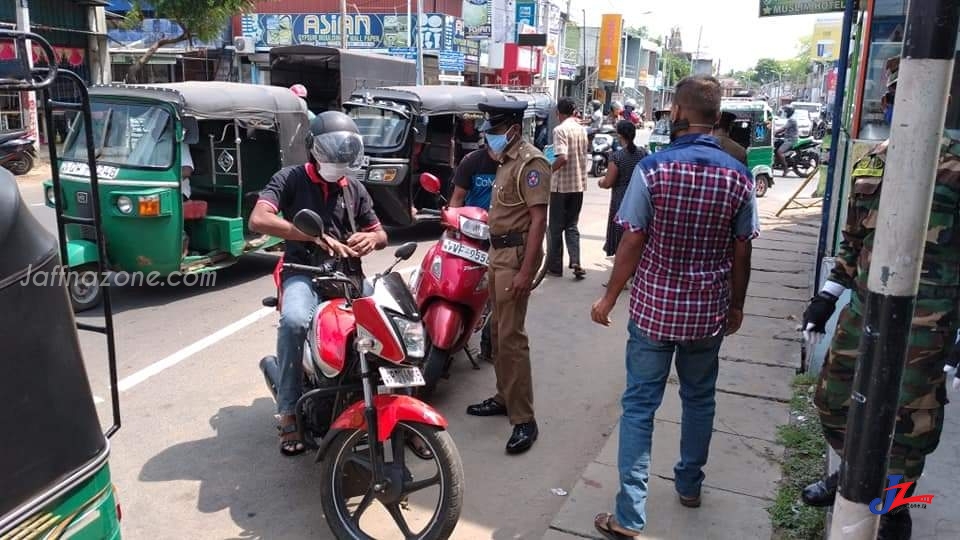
[281,262,355,287]
[418,208,442,216]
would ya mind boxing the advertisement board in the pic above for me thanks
[597,14,622,82]
[759,0,845,17]
[462,0,492,39]
[515,0,538,42]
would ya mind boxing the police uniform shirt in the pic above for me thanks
[257,164,381,270]
[489,139,552,236]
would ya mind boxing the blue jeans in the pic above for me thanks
[615,320,723,531]
[276,274,319,415]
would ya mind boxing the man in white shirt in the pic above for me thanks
[180,140,193,199]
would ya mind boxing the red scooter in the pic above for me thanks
[259,209,464,539]
[409,173,491,396]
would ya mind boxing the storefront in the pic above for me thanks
[0,0,109,143]
[497,43,542,87]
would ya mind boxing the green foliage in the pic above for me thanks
[768,374,827,540]
[752,37,815,86]
[754,58,783,84]
[663,52,691,86]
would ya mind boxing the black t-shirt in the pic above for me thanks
[453,149,499,209]
[257,164,381,276]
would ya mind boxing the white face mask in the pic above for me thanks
[318,162,350,182]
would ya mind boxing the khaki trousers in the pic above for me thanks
[488,244,541,425]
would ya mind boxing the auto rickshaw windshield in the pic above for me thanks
[62,101,175,169]
[346,105,409,149]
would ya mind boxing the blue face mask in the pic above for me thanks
[484,132,509,154]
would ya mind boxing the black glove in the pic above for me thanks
[802,291,838,345]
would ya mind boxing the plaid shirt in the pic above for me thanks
[616,134,759,342]
[551,117,588,192]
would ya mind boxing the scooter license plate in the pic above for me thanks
[650,134,670,144]
[441,238,489,266]
[379,366,426,388]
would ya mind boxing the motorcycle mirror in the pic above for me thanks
[292,209,325,238]
[394,242,417,261]
[419,173,442,195]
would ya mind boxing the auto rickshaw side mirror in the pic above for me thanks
[182,116,200,145]
[419,173,442,195]
[414,115,428,143]
[292,209,325,238]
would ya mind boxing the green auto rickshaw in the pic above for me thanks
[720,99,776,197]
[2,30,123,539]
[45,81,311,311]
[648,108,672,153]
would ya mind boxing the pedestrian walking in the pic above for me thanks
[546,97,589,280]
[466,99,551,455]
[599,120,647,264]
[589,75,758,538]
[800,135,960,539]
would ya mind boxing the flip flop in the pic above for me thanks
[406,435,434,460]
[594,513,640,540]
[278,422,305,456]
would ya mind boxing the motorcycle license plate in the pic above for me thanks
[379,366,426,388]
[650,134,670,144]
[441,238,488,266]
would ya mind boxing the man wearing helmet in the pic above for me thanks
[775,106,798,173]
[623,99,641,126]
[249,111,388,456]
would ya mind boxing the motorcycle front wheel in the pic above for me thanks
[320,421,464,540]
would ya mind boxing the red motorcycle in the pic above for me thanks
[408,173,492,397]
[259,209,464,539]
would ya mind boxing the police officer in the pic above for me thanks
[800,135,960,538]
[466,99,551,455]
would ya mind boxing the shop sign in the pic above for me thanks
[759,0,845,17]
[515,0,537,42]
[462,0,492,39]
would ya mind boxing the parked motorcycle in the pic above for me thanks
[591,127,618,177]
[0,130,36,175]
[774,137,822,177]
[408,173,491,397]
[259,209,464,539]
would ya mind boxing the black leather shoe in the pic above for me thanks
[506,421,538,454]
[801,471,838,507]
[466,398,507,417]
[878,508,911,540]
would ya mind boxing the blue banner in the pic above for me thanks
[515,0,538,41]
[439,51,465,71]
[243,12,479,65]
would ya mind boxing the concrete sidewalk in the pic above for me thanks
[542,202,820,540]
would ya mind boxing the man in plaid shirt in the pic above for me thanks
[589,75,758,538]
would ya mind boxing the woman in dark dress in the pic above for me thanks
[599,120,647,258]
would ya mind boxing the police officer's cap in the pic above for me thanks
[478,100,528,132]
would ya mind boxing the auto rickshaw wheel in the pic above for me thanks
[755,174,770,198]
[69,264,103,312]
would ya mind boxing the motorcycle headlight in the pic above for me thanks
[459,215,489,240]
[390,316,425,358]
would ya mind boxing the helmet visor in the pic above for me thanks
[310,131,364,169]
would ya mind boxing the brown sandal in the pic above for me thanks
[594,513,640,539]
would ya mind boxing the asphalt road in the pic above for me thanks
[14,129,815,539]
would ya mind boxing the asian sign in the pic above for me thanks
[515,0,537,42]
[462,0,492,39]
[241,13,479,63]
[759,0,845,17]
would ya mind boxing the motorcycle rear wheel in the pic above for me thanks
[320,421,464,540]
[792,152,820,178]
[420,345,450,399]
[4,153,33,176]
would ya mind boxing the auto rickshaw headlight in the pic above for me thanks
[116,195,134,214]
[45,186,56,205]
[366,165,407,184]
[138,194,160,216]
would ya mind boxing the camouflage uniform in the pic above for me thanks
[814,138,960,485]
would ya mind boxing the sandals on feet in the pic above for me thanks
[406,434,434,460]
[594,513,640,539]
[278,421,305,456]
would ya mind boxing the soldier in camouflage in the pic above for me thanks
[799,135,960,539]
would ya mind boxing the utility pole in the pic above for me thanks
[340,0,348,49]
[16,0,38,152]
[581,9,588,114]
[407,0,412,47]
[416,0,425,85]
[829,1,959,538]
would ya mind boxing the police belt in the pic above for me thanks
[489,231,525,249]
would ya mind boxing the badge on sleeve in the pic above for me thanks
[526,169,541,188]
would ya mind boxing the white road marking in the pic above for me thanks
[30,202,46,207]
[93,395,104,404]
[116,265,419,393]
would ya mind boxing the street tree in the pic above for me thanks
[753,58,783,84]
[122,0,255,83]
[663,52,691,86]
